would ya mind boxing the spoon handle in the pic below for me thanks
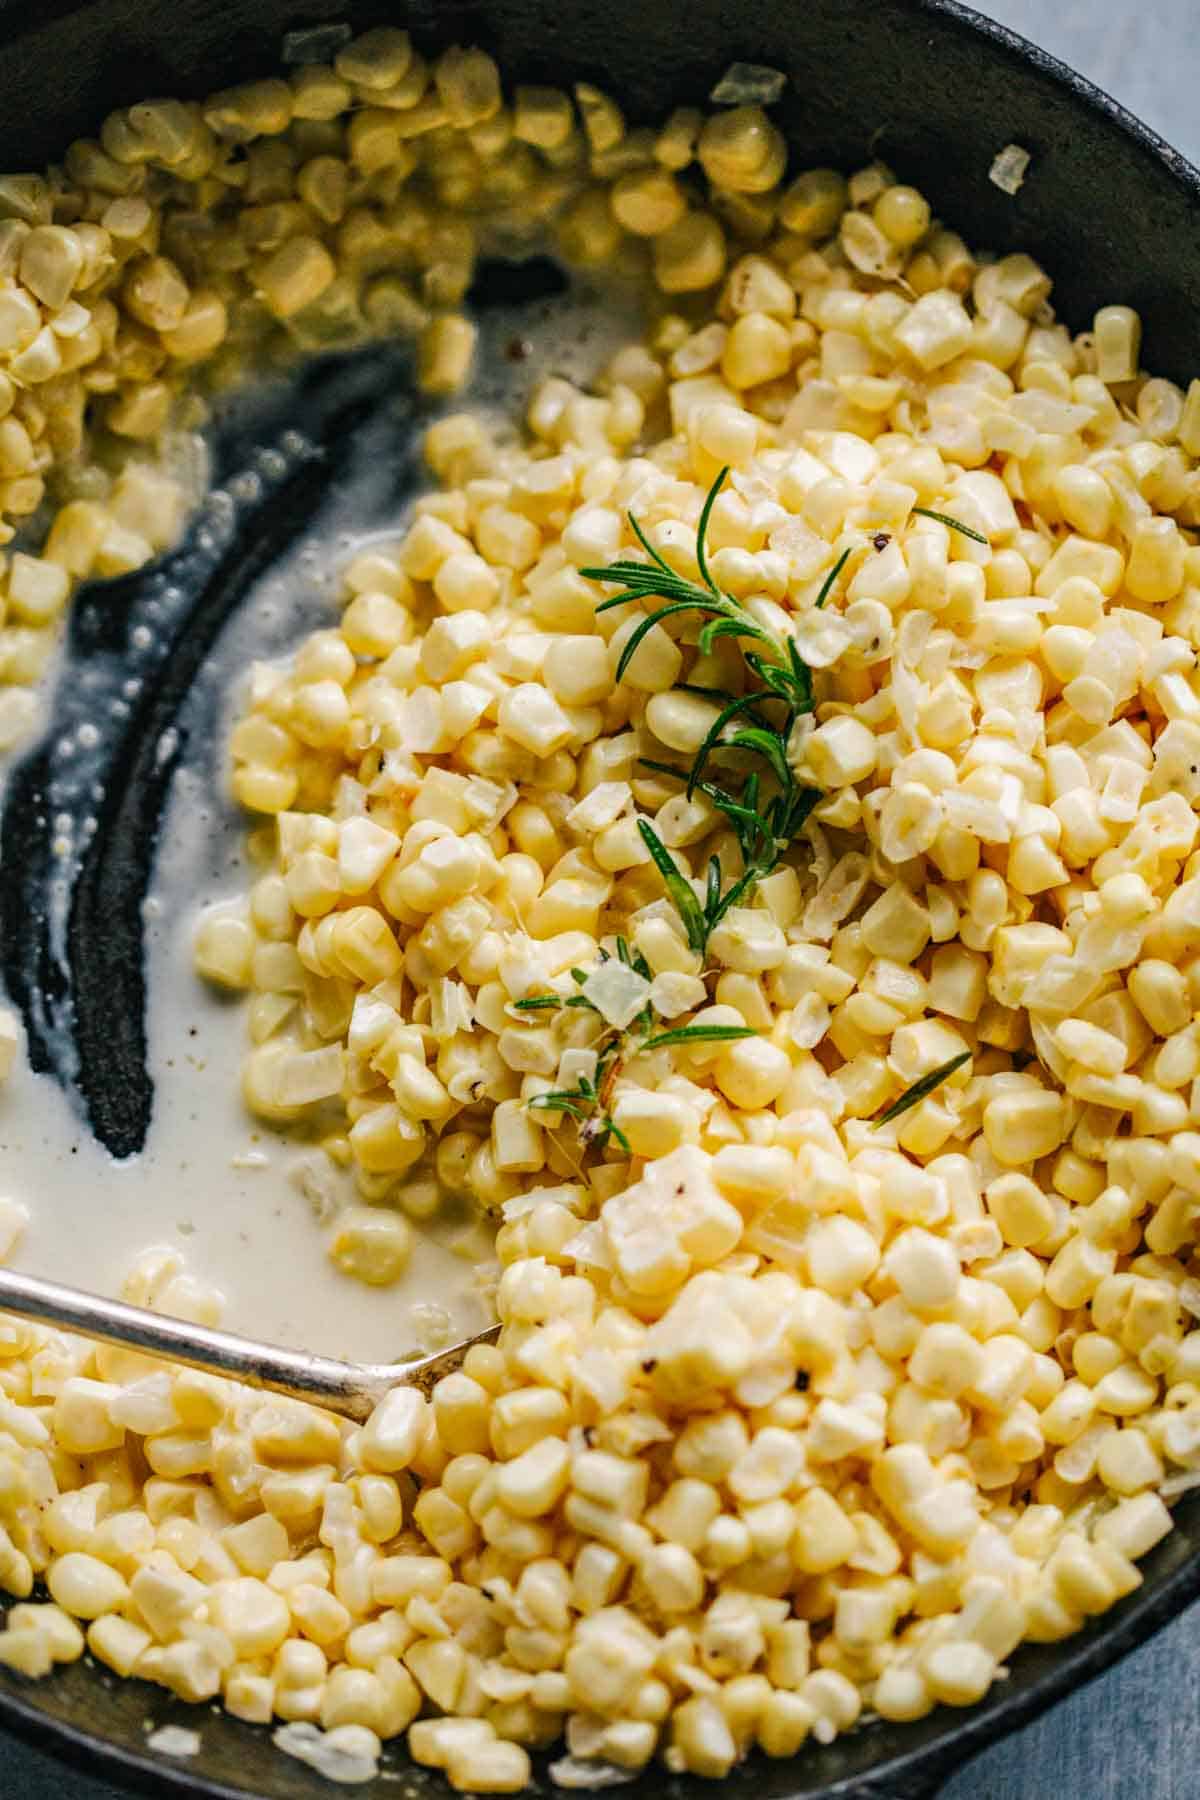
[0,1265,497,1424]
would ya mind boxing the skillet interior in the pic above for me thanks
[0,0,1199,1794]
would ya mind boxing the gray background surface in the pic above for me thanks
[3,1,1199,1795]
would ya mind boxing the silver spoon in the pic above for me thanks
[0,1266,499,1424]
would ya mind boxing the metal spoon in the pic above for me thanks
[0,1266,499,1424]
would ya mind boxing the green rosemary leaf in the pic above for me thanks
[565,994,601,1010]
[697,613,772,656]
[583,557,694,591]
[911,507,988,545]
[740,655,780,696]
[694,779,759,830]
[598,1118,632,1153]
[781,785,822,839]
[815,545,854,609]
[583,558,671,583]
[639,1024,757,1053]
[787,638,815,713]
[590,582,670,613]
[638,756,689,784]
[678,680,743,701]
[727,726,793,793]
[528,1092,591,1121]
[743,652,798,704]
[697,782,774,863]
[711,862,760,927]
[512,995,563,1011]
[873,1052,972,1127]
[695,466,729,595]
[588,567,721,611]
[626,509,678,576]
[688,692,773,797]
[570,967,589,985]
[705,852,722,920]
[615,935,652,980]
[614,599,726,683]
[637,818,707,955]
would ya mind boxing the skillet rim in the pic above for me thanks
[2,0,1200,1795]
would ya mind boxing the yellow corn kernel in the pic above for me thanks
[1093,304,1141,383]
[328,1206,413,1284]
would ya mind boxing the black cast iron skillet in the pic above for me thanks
[0,0,1198,1794]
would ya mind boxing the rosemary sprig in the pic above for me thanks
[526,1003,631,1150]
[638,768,820,957]
[873,1052,972,1127]
[534,473,991,1159]
[815,545,853,609]
[581,467,799,687]
[688,657,812,800]
[529,1072,631,1153]
[518,927,755,1156]
[511,938,653,1018]
[581,467,828,953]
[526,1015,755,1150]
[637,815,755,959]
[911,507,988,545]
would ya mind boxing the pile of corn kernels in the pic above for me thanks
[0,23,742,748]
[4,25,1200,1794]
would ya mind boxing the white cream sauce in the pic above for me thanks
[0,270,643,1363]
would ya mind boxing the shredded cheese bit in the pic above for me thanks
[273,1723,382,1786]
[580,962,652,1029]
[989,142,1032,195]
[709,63,788,106]
[146,1725,202,1758]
